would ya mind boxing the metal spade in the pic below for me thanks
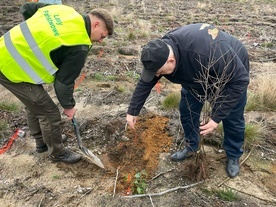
[72,117,104,168]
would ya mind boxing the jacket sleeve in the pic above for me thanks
[20,2,50,20]
[127,77,158,116]
[53,45,89,109]
[210,44,249,123]
[54,79,75,109]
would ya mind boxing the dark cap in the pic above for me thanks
[140,39,169,82]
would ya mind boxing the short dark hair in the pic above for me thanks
[90,8,114,35]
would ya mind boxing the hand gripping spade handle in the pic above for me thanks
[72,117,104,168]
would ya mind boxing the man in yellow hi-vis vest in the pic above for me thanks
[0,2,114,163]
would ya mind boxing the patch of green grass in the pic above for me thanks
[244,122,263,149]
[261,42,273,48]
[215,188,240,201]
[106,75,117,81]
[126,71,140,80]
[201,188,214,196]
[93,73,104,81]
[161,92,180,110]
[115,85,126,92]
[0,100,20,112]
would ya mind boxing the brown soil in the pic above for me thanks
[0,0,276,207]
[106,113,172,195]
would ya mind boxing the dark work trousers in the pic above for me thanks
[0,72,63,156]
[179,87,247,159]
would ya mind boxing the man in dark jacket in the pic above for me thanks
[0,2,114,163]
[126,23,249,178]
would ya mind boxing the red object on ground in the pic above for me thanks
[155,81,161,94]
[74,72,86,89]
[0,129,19,154]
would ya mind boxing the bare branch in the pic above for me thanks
[123,181,204,198]
[113,168,119,198]
[148,168,175,182]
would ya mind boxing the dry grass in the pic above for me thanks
[0,86,22,112]
[246,74,276,111]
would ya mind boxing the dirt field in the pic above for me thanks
[0,0,275,206]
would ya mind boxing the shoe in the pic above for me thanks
[36,145,48,153]
[226,158,240,178]
[171,147,195,161]
[36,134,68,153]
[49,149,81,164]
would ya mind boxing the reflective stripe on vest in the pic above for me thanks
[4,22,55,84]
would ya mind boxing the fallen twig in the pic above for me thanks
[25,189,39,201]
[256,144,276,154]
[103,90,114,100]
[218,146,255,187]
[75,188,93,207]
[122,62,129,71]
[149,168,175,182]
[79,188,93,199]
[113,168,119,198]
[123,180,204,198]
[148,194,155,207]
[144,96,155,105]
[37,194,45,207]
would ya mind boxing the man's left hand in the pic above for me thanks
[199,119,218,135]
[63,108,77,120]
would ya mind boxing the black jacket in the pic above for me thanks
[127,23,250,123]
[20,2,91,109]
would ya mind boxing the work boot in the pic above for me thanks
[36,138,48,153]
[49,149,81,164]
[226,158,240,178]
[36,144,48,153]
[170,147,195,161]
[36,134,68,153]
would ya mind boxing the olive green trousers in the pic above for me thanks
[0,72,64,156]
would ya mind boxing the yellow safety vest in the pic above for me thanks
[0,5,92,84]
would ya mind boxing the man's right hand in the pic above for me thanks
[126,114,137,129]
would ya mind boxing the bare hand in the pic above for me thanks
[63,108,77,120]
[126,114,137,129]
[199,119,218,135]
